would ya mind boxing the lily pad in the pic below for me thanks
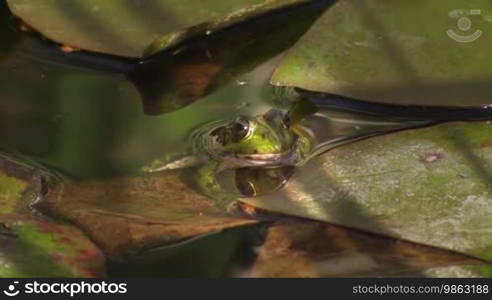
[246,220,489,277]
[7,0,313,57]
[271,0,492,107]
[39,170,257,257]
[241,121,492,262]
[0,154,105,277]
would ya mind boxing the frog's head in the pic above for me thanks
[194,109,308,168]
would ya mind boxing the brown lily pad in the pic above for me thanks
[40,170,257,257]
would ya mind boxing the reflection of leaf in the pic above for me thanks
[39,170,256,257]
[271,0,492,107]
[7,0,313,57]
[0,155,105,277]
[246,220,488,277]
[241,122,492,262]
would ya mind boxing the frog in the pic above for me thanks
[191,108,313,204]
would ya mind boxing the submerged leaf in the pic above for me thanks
[272,0,492,107]
[0,215,105,277]
[39,170,256,257]
[241,122,492,262]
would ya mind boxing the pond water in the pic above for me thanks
[1,2,489,277]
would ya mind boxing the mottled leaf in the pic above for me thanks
[0,155,105,277]
[0,215,105,277]
[241,122,492,262]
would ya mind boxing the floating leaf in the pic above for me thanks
[0,155,105,277]
[271,0,492,107]
[245,220,489,277]
[7,0,314,57]
[241,122,492,262]
[39,170,257,257]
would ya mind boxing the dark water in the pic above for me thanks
[0,4,286,277]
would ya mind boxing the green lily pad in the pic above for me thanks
[272,0,492,107]
[0,155,105,277]
[39,170,256,257]
[7,0,313,57]
[241,121,492,262]
[247,220,489,277]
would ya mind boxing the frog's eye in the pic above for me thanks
[231,117,250,142]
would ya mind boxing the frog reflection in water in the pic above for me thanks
[193,109,313,203]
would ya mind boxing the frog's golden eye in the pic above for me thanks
[231,117,250,142]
